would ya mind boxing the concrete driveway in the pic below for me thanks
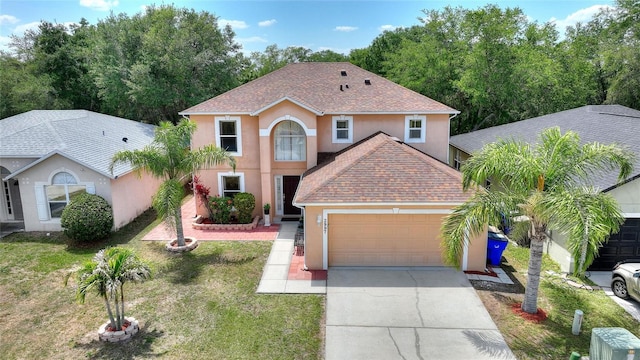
[326,268,516,360]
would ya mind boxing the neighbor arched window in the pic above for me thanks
[46,172,86,218]
[274,121,306,161]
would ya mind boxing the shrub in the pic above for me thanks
[209,195,233,224]
[233,192,255,224]
[61,193,113,241]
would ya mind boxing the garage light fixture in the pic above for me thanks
[317,215,322,225]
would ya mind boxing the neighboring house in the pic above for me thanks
[180,62,487,271]
[0,110,162,232]
[449,105,640,272]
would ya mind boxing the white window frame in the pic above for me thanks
[214,116,242,156]
[35,169,95,222]
[274,121,306,162]
[274,175,284,216]
[404,115,426,143]
[332,115,353,143]
[217,172,245,198]
[453,149,462,170]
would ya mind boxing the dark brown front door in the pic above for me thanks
[283,176,301,215]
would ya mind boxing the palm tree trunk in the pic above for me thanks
[113,295,122,330]
[120,285,126,326]
[103,295,117,330]
[176,206,186,247]
[522,225,545,314]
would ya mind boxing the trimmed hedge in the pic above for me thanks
[233,192,255,224]
[61,193,113,241]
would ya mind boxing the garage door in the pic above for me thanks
[589,218,640,271]
[328,214,445,267]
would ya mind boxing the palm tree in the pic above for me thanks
[441,127,634,314]
[110,119,235,247]
[65,247,151,331]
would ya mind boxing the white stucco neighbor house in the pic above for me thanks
[449,105,640,272]
[0,110,162,232]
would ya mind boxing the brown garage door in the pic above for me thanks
[328,214,445,267]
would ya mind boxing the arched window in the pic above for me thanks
[46,172,86,218]
[274,121,306,161]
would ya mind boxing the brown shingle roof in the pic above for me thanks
[180,62,458,115]
[294,133,470,204]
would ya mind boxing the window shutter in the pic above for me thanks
[35,185,48,221]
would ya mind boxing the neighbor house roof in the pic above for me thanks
[0,110,156,179]
[294,132,470,205]
[180,62,458,115]
[449,105,640,192]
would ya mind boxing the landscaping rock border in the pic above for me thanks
[166,237,198,253]
[192,215,261,231]
[98,317,139,342]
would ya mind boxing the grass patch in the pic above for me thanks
[478,245,640,359]
[0,210,323,360]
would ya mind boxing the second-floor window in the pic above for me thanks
[215,116,242,156]
[275,121,306,161]
[453,149,462,170]
[332,115,353,143]
[405,115,426,143]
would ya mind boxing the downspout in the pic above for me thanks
[183,114,198,219]
[447,113,459,166]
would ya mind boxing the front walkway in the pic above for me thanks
[257,222,327,294]
[142,196,279,241]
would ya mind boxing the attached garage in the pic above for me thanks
[328,214,445,267]
[293,133,489,272]
[589,218,640,270]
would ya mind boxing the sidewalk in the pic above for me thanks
[257,222,327,294]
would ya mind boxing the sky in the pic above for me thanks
[0,0,616,55]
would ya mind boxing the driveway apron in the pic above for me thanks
[325,268,516,360]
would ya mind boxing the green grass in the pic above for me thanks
[480,245,640,359]
[0,210,323,360]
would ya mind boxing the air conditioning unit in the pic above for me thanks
[590,327,640,360]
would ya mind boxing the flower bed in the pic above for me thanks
[192,215,261,230]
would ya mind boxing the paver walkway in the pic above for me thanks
[142,196,279,241]
[257,222,327,294]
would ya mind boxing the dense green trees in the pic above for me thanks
[1,2,638,129]
[352,1,639,134]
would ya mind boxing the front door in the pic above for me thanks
[283,176,301,216]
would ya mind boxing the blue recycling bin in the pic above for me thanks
[487,232,508,266]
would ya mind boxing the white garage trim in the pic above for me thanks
[623,213,640,217]
[321,208,457,270]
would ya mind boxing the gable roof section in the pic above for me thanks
[294,132,470,205]
[180,62,458,115]
[449,105,640,192]
[0,110,156,179]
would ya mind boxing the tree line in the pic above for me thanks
[1,2,638,134]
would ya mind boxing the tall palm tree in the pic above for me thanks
[110,119,235,247]
[441,127,634,314]
[65,247,151,331]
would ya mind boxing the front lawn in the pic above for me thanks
[0,211,323,360]
[476,245,640,359]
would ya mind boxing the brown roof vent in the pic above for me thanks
[340,70,347,76]
[364,79,371,85]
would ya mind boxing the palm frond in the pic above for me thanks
[152,179,185,232]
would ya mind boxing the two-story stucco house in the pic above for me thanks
[180,62,488,271]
